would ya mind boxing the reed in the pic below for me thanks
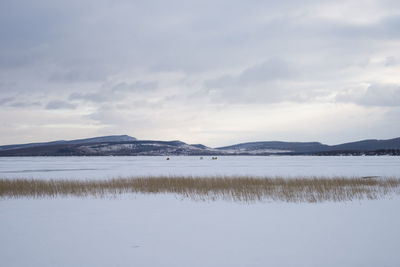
[1,176,400,203]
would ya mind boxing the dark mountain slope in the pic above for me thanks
[0,135,136,151]
[0,140,218,156]
[0,136,399,156]
[217,141,330,153]
[328,137,400,151]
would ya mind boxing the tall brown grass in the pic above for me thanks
[1,176,400,203]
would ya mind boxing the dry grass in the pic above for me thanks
[1,176,400,203]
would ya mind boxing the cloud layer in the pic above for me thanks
[1,0,400,146]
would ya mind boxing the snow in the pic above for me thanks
[80,143,138,153]
[1,156,400,266]
[0,156,399,180]
[1,195,400,267]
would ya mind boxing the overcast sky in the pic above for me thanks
[1,0,399,147]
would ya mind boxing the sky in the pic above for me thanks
[0,0,399,147]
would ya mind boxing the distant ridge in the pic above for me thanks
[0,135,136,151]
[216,141,329,153]
[0,136,399,156]
[216,138,400,154]
[328,138,400,151]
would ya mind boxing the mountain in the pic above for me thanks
[216,141,330,154]
[328,138,400,151]
[216,138,400,155]
[0,136,399,156]
[0,138,219,156]
[0,135,136,151]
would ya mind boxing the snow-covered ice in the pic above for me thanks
[1,156,400,267]
[0,156,399,179]
[1,195,400,267]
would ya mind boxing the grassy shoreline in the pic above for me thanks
[1,176,400,202]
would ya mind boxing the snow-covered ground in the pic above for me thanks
[1,195,400,267]
[1,156,400,267]
[1,156,400,179]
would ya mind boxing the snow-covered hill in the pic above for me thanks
[0,136,399,156]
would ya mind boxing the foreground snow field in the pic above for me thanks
[1,195,400,267]
[1,156,399,266]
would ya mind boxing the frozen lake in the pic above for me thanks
[2,156,400,267]
[1,195,400,267]
[0,156,399,179]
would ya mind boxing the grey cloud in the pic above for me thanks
[0,50,39,69]
[45,100,76,110]
[50,68,107,83]
[69,92,115,103]
[0,96,15,105]
[200,58,306,104]
[336,83,400,107]
[379,15,400,38]
[204,75,236,89]
[87,105,128,125]
[0,0,364,76]
[314,14,400,40]
[69,81,158,103]
[239,58,296,84]
[201,82,327,105]
[0,1,68,48]
[111,81,158,93]
[205,58,296,89]
[9,101,42,108]
[385,56,398,67]
[1,0,400,145]
[0,96,42,108]
[1,0,397,81]
[0,1,74,69]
